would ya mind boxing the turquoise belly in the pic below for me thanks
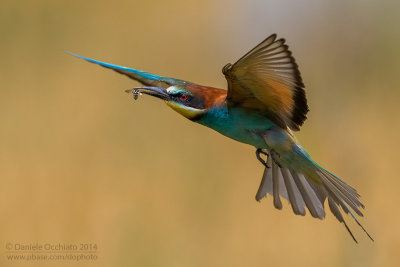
[195,105,275,148]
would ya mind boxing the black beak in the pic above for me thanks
[125,86,170,101]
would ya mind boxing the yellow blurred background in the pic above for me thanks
[1,0,399,266]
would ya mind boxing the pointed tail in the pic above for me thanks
[255,150,373,243]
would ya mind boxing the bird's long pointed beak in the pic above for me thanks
[125,86,170,101]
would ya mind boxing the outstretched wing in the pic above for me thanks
[68,52,188,88]
[223,34,308,130]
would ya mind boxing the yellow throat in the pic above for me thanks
[165,101,205,119]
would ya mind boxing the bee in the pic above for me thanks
[125,88,141,100]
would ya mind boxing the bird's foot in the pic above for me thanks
[256,148,270,168]
[270,150,282,168]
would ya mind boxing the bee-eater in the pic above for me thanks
[69,34,373,243]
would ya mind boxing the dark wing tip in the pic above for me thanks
[280,38,309,130]
[270,33,277,40]
[222,63,232,76]
[271,36,309,130]
[291,85,309,129]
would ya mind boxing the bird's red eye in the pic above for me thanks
[180,94,188,101]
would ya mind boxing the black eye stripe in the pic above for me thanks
[170,93,204,109]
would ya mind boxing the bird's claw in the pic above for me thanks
[270,150,282,168]
[256,148,270,168]
[256,149,282,168]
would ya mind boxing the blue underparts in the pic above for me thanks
[195,105,275,148]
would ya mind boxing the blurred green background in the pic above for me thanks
[1,0,399,266]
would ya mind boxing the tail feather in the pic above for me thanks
[328,197,358,243]
[256,163,325,219]
[319,168,359,195]
[291,172,325,218]
[307,179,327,206]
[255,151,373,242]
[318,170,364,216]
[345,205,375,241]
[319,168,364,207]
[256,157,289,204]
[255,156,272,201]
[272,161,283,209]
[281,168,306,215]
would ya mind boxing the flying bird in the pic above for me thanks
[69,34,373,243]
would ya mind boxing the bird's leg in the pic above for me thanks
[270,150,282,168]
[256,148,270,168]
